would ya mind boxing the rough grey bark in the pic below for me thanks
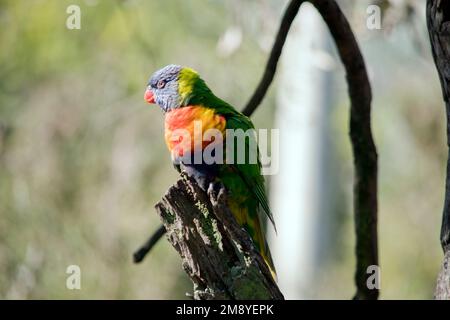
[435,251,450,299]
[156,173,284,300]
[427,0,450,300]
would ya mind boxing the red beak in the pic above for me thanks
[144,88,155,104]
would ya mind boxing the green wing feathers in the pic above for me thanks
[223,112,277,277]
[195,89,277,277]
[225,114,276,231]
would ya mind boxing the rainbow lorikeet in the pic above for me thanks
[144,64,276,277]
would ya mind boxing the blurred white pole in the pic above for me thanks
[268,2,334,299]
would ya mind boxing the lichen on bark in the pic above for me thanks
[155,173,283,300]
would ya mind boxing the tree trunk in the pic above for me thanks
[426,0,450,300]
[155,173,284,300]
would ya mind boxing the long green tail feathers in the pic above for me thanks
[228,200,277,280]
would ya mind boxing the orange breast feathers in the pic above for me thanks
[164,106,226,158]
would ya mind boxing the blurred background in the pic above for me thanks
[0,0,445,299]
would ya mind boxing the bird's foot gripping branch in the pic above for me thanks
[155,173,283,300]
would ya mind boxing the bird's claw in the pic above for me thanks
[207,181,222,199]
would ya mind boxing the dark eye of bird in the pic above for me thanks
[157,79,166,89]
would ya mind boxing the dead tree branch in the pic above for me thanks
[156,173,283,300]
[426,0,450,300]
[311,0,378,300]
[133,224,165,263]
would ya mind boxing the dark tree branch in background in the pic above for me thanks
[311,0,378,300]
[133,224,165,263]
[137,0,378,300]
[426,0,450,300]
[157,173,284,300]
[242,0,305,117]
